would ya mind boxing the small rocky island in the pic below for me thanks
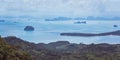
[24,26,35,31]
[113,25,118,27]
[74,21,86,24]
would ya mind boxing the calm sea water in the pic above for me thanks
[0,19,120,44]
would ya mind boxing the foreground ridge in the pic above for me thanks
[3,36,120,60]
[0,36,33,60]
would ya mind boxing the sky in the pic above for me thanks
[0,0,120,17]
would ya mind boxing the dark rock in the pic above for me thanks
[24,26,34,31]
[113,25,118,27]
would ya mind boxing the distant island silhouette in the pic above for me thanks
[61,30,120,37]
[45,16,120,21]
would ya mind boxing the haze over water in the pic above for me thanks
[0,0,120,44]
[0,19,120,44]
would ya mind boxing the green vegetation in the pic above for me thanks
[0,36,33,60]
[3,36,120,60]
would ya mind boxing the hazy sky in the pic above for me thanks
[0,0,120,17]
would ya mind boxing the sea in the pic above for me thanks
[0,18,120,44]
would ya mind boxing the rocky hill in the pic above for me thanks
[3,36,120,60]
[4,36,61,60]
[0,36,33,60]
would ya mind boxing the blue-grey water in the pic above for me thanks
[0,19,120,44]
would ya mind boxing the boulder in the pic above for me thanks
[24,26,34,31]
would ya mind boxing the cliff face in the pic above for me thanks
[3,36,120,60]
[0,36,33,60]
